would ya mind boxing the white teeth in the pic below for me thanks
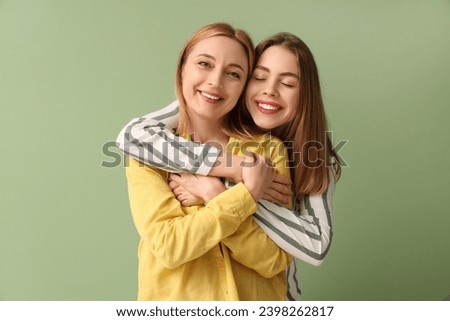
[201,92,220,100]
[258,103,280,110]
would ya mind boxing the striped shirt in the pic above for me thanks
[116,100,336,301]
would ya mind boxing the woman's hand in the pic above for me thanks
[168,173,226,205]
[262,172,292,206]
[241,152,276,202]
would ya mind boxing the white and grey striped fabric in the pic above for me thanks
[116,100,336,301]
[116,100,221,176]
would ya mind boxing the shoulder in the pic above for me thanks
[253,133,287,161]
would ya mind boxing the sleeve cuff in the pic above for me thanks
[210,182,257,222]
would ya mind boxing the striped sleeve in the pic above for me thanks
[254,169,336,301]
[117,101,337,265]
[115,100,221,175]
[253,168,336,266]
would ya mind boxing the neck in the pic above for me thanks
[188,115,229,149]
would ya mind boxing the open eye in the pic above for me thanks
[227,71,241,79]
[198,61,211,68]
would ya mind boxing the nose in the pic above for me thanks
[207,69,223,88]
[262,81,278,97]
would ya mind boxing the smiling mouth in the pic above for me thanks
[257,102,281,112]
[201,91,222,101]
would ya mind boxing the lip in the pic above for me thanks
[199,90,223,104]
[255,100,282,114]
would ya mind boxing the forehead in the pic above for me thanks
[188,36,248,69]
[257,45,299,74]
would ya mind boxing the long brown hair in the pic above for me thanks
[241,32,341,202]
[174,23,254,136]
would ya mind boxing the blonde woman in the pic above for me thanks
[125,23,293,300]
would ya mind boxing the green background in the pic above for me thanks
[1,0,449,300]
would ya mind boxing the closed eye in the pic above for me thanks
[253,76,266,81]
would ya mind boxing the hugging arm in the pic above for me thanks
[169,149,293,278]
[254,170,336,266]
[220,142,294,278]
[126,157,258,269]
[117,100,220,175]
[118,101,335,266]
[127,156,291,279]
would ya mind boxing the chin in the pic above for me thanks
[251,115,283,131]
[254,121,275,131]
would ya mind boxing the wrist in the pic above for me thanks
[210,154,243,182]
[246,185,262,203]
[229,155,243,182]
[202,184,226,203]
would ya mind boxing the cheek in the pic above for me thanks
[244,83,256,103]
[244,93,256,115]
[245,81,257,95]
[182,64,200,83]
[286,110,296,123]
[287,90,300,114]
[227,82,245,102]
[181,68,200,95]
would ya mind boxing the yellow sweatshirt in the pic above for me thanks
[125,135,292,300]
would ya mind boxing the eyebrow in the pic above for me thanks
[255,65,300,79]
[197,54,245,72]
